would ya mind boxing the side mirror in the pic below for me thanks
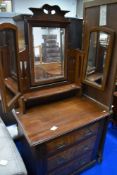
[0,23,21,113]
[83,27,114,90]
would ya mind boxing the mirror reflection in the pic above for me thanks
[85,31,110,86]
[32,27,65,83]
[0,30,17,80]
[0,29,19,108]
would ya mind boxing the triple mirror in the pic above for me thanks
[83,27,114,90]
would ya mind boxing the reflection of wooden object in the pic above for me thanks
[86,73,102,83]
[41,63,62,75]
[34,63,62,81]
[42,35,61,63]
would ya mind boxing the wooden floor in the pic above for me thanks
[15,96,109,147]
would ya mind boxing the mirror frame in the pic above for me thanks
[28,24,67,86]
[0,23,21,113]
[27,4,70,87]
[83,27,114,90]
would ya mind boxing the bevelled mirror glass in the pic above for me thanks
[84,27,114,90]
[0,24,21,112]
[32,27,65,83]
[29,26,66,86]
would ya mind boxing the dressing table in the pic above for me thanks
[0,3,116,175]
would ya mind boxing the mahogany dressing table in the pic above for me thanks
[0,3,116,175]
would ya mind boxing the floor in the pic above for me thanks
[80,124,117,175]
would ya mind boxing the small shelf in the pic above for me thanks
[23,83,81,102]
[5,77,18,94]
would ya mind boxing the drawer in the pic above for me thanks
[46,122,99,155]
[48,152,93,175]
[47,135,96,172]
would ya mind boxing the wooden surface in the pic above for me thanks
[86,73,102,82]
[113,91,117,115]
[23,83,80,101]
[112,91,117,125]
[83,26,114,91]
[82,1,117,108]
[84,0,117,8]
[47,136,97,172]
[15,96,109,146]
[5,77,18,94]
[14,14,83,92]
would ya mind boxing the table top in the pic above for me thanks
[14,96,109,146]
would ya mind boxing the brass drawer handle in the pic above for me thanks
[80,159,87,165]
[83,146,89,151]
[57,157,66,165]
[85,129,92,136]
[57,143,66,150]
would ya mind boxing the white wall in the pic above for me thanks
[76,0,95,19]
[76,0,83,19]
[12,0,77,17]
[0,13,16,23]
[0,18,14,23]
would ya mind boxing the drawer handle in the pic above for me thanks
[57,157,65,165]
[80,159,87,165]
[85,129,92,136]
[57,144,66,150]
[83,146,89,151]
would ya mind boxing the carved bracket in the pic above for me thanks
[29,4,69,18]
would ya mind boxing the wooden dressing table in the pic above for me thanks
[13,96,108,175]
[0,2,116,175]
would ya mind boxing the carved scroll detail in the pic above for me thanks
[29,4,69,17]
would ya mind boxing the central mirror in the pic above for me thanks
[83,27,114,90]
[24,4,70,88]
[30,26,66,85]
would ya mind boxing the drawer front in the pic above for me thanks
[47,136,96,172]
[48,152,93,175]
[46,122,99,155]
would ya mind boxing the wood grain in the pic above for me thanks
[23,83,80,101]
[15,96,109,146]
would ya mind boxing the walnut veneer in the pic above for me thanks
[14,96,109,175]
[0,3,115,175]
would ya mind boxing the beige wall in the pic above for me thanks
[84,0,94,2]
[12,0,77,17]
